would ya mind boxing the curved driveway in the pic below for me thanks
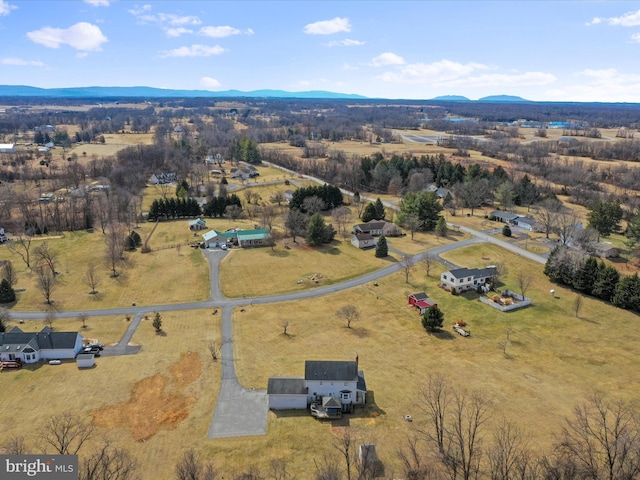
[9,224,546,438]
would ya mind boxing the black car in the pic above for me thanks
[81,347,101,356]
[85,343,104,351]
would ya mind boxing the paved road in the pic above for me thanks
[9,216,545,438]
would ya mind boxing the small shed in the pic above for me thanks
[407,292,437,314]
[593,242,620,259]
[76,353,95,368]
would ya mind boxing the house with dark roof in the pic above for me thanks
[441,266,497,294]
[0,326,83,364]
[353,220,402,237]
[490,210,518,224]
[267,359,366,413]
[351,233,376,249]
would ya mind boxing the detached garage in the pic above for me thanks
[267,377,308,410]
[76,353,95,368]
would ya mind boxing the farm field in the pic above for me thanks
[1,310,220,480]
[229,243,640,476]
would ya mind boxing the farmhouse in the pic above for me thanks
[407,292,438,314]
[441,266,497,293]
[0,326,83,364]
[353,220,402,237]
[188,218,207,231]
[202,228,271,248]
[148,172,178,185]
[351,233,376,249]
[267,359,367,414]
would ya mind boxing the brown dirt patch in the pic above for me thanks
[92,352,201,441]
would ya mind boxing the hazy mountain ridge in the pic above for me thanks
[0,85,367,99]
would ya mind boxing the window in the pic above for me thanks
[319,381,323,385]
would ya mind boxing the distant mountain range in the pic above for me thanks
[0,85,367,99]
[431,94,531,103]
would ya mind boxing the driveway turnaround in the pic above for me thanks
[208,379,268,438]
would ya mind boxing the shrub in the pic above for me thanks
[502,224,512,237]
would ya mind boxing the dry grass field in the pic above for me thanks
[0,227,209,311]
[0,310,220,480]
[228,243,640,476]
[66,133,154,160]
[219,236,401,298]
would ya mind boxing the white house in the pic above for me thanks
[202,230,235,248]
[441,266,497,294]
[353,220,402,237]
[513,216,537,231]
[0,326,83,364]
[188,218,207,231]
[351,233,377,249]
[490,210,518,224]
[267,359,367,413]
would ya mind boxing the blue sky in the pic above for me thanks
[2,0,640,101]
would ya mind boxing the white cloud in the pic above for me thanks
[199,26,241,38]
[589,9,640,27]
[165,27,193,37]
[27,22,108,51]
[376,59,487,84]
[84,0,109,7]
[0,0,17,16]
[326,38,365,47]
[201,77,221,88]
[160,44,225,58]
[128,5,151,16]
[545,68,640,102]
[632,32,640,43]
[1,57,45,67]
[298,80,311,87]
[304,17,350,35]
[370,52,405,67]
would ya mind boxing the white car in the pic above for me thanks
[220,244,228,250]
[48,359,62,365]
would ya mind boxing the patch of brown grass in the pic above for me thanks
[92,352,201,442]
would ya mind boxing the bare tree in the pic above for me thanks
[208,340,220,362]
[7,233,33,269]
[1,260,18,287]
[2,436,28,455]
[398,435,443,480]
[574,295,583,318]
[534,198,563,239]
[499,327,515,356]
[515,270,532,299]
[44,308,56,329]
[105,223,127,278]
[41,411,95,455]
[34,242,59,276]
[401,255,415,283]
[260,204,277,231]
[174,449,216,480]
[153,182,172,200]
[225,204,243,221]
[336,304,360,329]
[80,440,140,480]
[85,264,100,294]
[270,191,286,206]
[404,213,421,241]
[422,254,434,278]
[334,427,357,480]
[554,393,640,480]
[284,209,308,243]
[418,375,449,455]
[78,313,88,329]
[487,420,536,480]
[280,320,290,336]
[0,308,11,332]
[270,458,289,480]
[332,206,352,235]
[37,266,57,305]
[303,195,326,215]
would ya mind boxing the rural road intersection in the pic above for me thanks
[10,224,547,438]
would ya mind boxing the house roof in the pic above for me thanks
[0,326,80,353]
[236,229,270,241]
[409,292,428,301]
[267,377,308,395]
[448,266,497,280]
[490,210,518,221]
[322,396,342,408]
[188,218,206,226]
[202,230,235,242]
[515,216,536,225]
[354,221,385,232]
[353,233,374,241]
[305,360,359,382]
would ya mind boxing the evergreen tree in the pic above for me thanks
[422,305,444,332]
[436,216,448,237]
[124,235,136,251]
[587,198,623,240]
[130,231,142,247]
[306,213,335,246]
[0,278,16,304]
[375,235,388,258]
[374,198,386,220]
[398,191,443,231]
[612,273,640,311]
[592,264,620,302]
[573,256,598,294]
[176,179,189,197]
[502,224,512,237]
[362,203,378,223]
[152,312,163,332]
